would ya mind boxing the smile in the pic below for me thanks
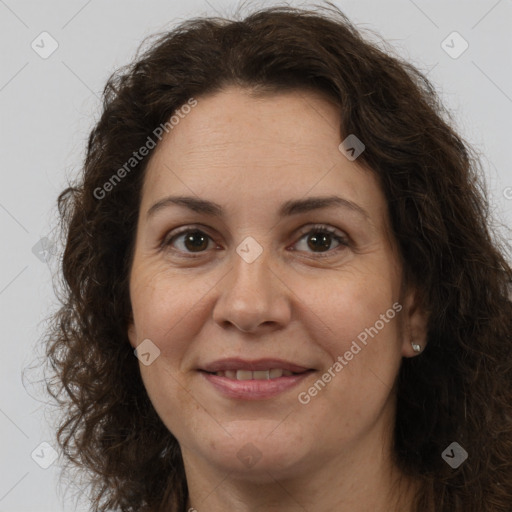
[200,369,314,400]
[211,369,295,379]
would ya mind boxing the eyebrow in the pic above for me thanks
[146,195,370,220]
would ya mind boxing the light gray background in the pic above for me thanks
[1,1,511,510]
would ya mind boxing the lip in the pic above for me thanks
[200,370,314,400]
[200,358,312,373]
[198,358,315,400]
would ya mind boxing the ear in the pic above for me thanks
[127,317,138,349]
[400,285,429,358]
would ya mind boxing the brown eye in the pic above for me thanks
[165,229,213,253]
[293,225,349,256]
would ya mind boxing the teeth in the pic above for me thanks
[270,368,283,379]
[253,370,270,380]
[214,368,296,380]
[236,370,253,381]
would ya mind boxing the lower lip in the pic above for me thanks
[200,371,314,400]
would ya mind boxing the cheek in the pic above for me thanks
[292,264,403,423]
[297,264,401,357]
[130,268,219,358]
[131,272,214,434]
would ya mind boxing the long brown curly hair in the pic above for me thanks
[43,2,512,511]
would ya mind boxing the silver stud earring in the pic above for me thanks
[411,342,422,353]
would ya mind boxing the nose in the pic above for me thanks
[212,246,291,334]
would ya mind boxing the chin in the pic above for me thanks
[191,422,313,480]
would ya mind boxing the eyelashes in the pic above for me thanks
[161,223,350,259]
[292,224,350,256]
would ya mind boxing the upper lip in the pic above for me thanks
[200,358,313,373]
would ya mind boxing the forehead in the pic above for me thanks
[141,86,387,226]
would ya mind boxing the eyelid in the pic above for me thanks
[291,224,350,258]
[294,223,348,242]
[160,224,217,250]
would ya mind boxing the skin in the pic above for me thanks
[127,85,429,512]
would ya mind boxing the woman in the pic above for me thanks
[44,3,512,511]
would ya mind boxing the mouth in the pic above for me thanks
[206,368,299,380]
[198,358,315,400]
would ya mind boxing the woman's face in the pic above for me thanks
[128,86,427,481]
